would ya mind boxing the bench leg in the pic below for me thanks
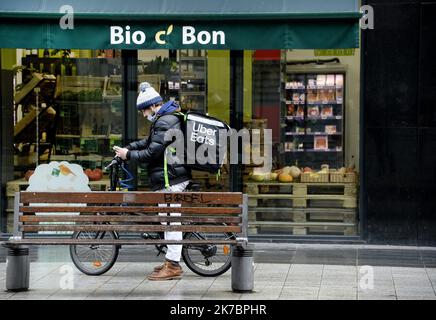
[5,246,30,292]
[231,244,254,293]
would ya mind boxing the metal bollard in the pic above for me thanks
[5,246,30,292]
[231,245,254,293]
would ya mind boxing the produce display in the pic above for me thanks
[84,168,103,181]
[249,164,356,183]
[24,170,34,181]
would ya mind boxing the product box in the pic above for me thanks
[314,136,328,150]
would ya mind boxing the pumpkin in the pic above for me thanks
[24,170,34,181]
[278,173,293,183]
[289,166,301,179]
[251,174,265,182]
[303,167,313,173]
[281,166,292,175]
[269,172,279,181]
[84,168,103,181]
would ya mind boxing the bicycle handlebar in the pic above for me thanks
[104,156,123,171]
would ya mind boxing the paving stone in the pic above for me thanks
[290,264,324,272]
[201,290,241,300]
[396,295,436,300]
[281,286,319,300]
[318,286,357,300]
[255,263,290,271]
[395,287,435,297]
[279,294,317,300]
[8,288,58,300]
[357,294,397,300]
[393,279,433,289]
[240,293,279,300]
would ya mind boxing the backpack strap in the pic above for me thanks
[172,111,186,121]
[163,146,177,189]
[216,168,221,181]
[162,111,185,189]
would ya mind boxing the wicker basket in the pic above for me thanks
[300,172,329,183]
[330,171,357,183]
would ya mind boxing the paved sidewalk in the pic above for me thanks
[1,244,436,300]
[1,262,436,300]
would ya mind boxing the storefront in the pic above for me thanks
[0,0,362,240]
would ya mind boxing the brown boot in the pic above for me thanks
[153,264,165,272]
[148,261,183,281]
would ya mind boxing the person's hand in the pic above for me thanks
[113,146,128,160]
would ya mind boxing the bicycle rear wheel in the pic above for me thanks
[182,231,235,277]
[69,231,119,276]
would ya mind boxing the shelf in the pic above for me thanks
[307,101,343,105]
[285,87,306,90]
[286,116,305,120]
[286,85,343,90]
[286,101,343,105]
[306,149,343,152]
[285,132,305,136]
[307,85,343,90]
[180,72,206,79]
[305,132,343,136]
[180,91,206,96]
[180,57,207,61]
[103,95,122,101]
[285,100,305,105]
[55,100,107,105]
[283,70,345,168]
[56,134,80,138]
[306,116,343,120]
[285,149,343,153]
[286,116,343,121]
[285,132,342,136]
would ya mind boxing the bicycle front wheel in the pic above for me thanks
[69,231,119,276]
[182,230,235,277]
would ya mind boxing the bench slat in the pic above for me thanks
[20,215,241,224]
[20,225,242,233]
[2,239,238,246]
[20,192,243,205]
[20,206,242,215]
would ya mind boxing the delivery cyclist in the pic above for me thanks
[113,82,191,281]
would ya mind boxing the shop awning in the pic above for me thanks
[0,0,361,49]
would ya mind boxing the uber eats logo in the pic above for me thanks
[190,122,216,146]
[110,25,226,46]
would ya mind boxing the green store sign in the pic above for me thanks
[0,21,359,50]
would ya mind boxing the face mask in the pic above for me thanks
[147,112,156,122]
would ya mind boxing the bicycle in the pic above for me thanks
[69,157,235,277]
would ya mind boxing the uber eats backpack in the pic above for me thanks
[163,111,230,188]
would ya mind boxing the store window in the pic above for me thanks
[0,47,360,238]
[135,50,231,192]
[1,49,123,232]
[244,49,360,237]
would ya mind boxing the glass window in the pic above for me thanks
[243,49,360,237]
[135,50,231,192]
[1,49,123,232]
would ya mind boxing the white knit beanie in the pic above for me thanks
[136,82,163,110]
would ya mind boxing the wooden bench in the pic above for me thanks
[1,191,250,291]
